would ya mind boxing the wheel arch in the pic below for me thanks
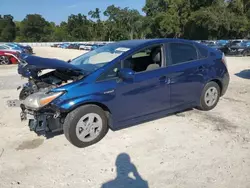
[64,101,114,129]
[209,79,223,96]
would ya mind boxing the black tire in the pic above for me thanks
[63,105,109,148]
[242,50,249,57]
[198,81,221,111]
[242,51,247,56]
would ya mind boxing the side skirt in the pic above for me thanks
[110,102,195,131]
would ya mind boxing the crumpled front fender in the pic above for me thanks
[51,93,115,113]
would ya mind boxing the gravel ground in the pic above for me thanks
[0,47,250,188]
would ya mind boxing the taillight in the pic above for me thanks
[221,53,227,67]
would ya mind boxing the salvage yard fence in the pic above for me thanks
[0,39,247,47]
[0,41,113,47]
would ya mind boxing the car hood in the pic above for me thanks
[18,55,83,78]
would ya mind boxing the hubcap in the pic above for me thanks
[204,87,218,107]
[0,56,9,65]
[76,113,103,142]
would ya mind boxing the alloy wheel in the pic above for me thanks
[0,56,10,65]
[75,113,103,142]
[204,87,218,107]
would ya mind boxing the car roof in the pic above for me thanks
[116,38,194,48]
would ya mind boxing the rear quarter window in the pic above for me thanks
[169,43,198,65]
[97,62,121,82]
[197,46,208,59]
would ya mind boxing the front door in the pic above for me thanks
[114,44,171,123]
[115,68,171,122]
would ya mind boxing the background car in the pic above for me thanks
[0,44,24,54]
[79,44,92,50]
[228,42,250,56]
[67,43,81,49]
[3,43,27,54]
[243,41,250,47]
[51,44,60,47]
[217,40,229,46]
[0,50,20,65]
[58,43,70,48]
[13,43,33,54]
[219,40,250,56]
[90,44,106,50]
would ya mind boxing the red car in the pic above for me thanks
[0,50,20,65]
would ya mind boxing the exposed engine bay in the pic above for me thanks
[19,69,84,138]
[19,69,83,100]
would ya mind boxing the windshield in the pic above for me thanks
[70,43,130,72]
[0,45,8,49]
[242,41,250,46]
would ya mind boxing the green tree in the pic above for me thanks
[19,14,52,42]
[67,14,91,41]
[1,1,250,42]
[103,5,144,40]
[0,15,16,42]
[88,8,105,41]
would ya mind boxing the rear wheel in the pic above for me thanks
[0,56,10,65]
[198,81,221,111]
[63,105,109,148]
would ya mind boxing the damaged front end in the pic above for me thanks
[14,55,86,138]
[20,90,65,138]
[21,108,64,138]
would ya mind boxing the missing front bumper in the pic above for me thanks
[21,110,64,138]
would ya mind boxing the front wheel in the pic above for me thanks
[63,105,109,148]
[198,81,221,111]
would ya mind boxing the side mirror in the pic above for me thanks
[67,59,71,63]
[118,68,135,81]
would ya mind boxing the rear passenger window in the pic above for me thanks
[197,46,208,58]
[169,43,198,65]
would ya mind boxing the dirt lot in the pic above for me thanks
[0,47,250,188]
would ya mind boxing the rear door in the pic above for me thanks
[166,42,208,108]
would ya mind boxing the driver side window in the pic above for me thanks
[124,45,163,73]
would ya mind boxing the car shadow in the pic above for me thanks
[235,69,250,79]
[101,153,149,188]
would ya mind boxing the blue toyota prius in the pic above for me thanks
[17,39,230,148]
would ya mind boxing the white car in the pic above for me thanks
[79,45,92,51]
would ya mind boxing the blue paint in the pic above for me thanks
[18,39,230,130]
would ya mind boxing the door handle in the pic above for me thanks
[166,78,171,84]
[159,76,171,84]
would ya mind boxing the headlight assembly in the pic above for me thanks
[23,91,64,109]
